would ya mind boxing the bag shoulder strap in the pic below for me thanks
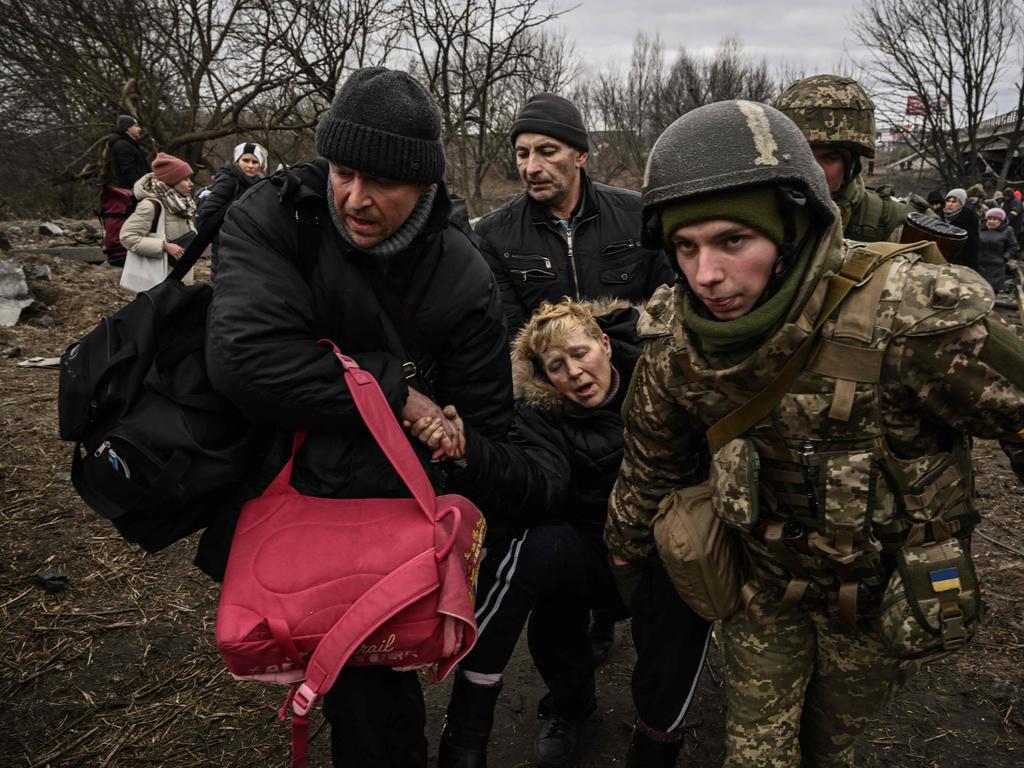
[148,200,163,234]
[291,199,437,389]
[166,189,234,281]
[362,267,437,388]
[704,247,885,454]
[287,550,440,767]
[262,341,437,516]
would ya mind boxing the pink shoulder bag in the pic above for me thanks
[215,341,485,767]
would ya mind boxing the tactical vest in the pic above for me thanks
[843,186,907,242]
[668,241,990,626]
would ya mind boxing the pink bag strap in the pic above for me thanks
[320,339,436,520]
[261,340,437,523]
[286,549,441,768]
[262,433,306,496]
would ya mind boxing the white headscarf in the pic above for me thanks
[233,142,267,170]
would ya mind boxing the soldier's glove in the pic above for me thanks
[610,557,646,609]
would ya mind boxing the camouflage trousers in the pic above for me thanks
[721,588,906,768]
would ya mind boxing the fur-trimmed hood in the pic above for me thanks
[511,297,643,411]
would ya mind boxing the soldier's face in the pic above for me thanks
[515,133,586,215]
[811,145,846,194]
[538,326,613,408]
[329,162,429,249]
[669,219,779,321]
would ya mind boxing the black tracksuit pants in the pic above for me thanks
[465,521,713,731]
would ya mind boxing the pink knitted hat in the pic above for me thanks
[151,152,192,187]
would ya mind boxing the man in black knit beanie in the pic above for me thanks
[474,92,674,335]
[205,67,513,768]
[464,91,676,768]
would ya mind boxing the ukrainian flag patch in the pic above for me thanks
[930,567,961,593]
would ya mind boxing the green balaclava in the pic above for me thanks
[661,187,792,246]
[660,186,815,367]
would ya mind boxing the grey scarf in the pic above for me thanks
[327,179,437,259]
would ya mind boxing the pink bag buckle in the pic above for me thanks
[292,683,317,717]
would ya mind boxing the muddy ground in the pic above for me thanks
[0,225,1022,767]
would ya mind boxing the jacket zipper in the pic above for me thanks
[567,213,598,300]
[566,227,581,298]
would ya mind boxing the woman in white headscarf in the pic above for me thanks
[196,141,268,275]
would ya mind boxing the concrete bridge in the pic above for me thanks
[885,107,1023,176]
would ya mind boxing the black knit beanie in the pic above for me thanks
[116,114,137,132]
[510,93,589,152]
[316,67,445,184]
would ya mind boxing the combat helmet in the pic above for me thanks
[776,74,876,158]
[641,99,834,251]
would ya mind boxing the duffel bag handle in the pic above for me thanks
[321,339,437,522]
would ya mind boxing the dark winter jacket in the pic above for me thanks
[944,203,980,271]
[977,219,1020,292]
[200,158,512,577]
[452,301,642,541]
[1003,197,1023,238]
[106,131,149,190]
[195,162,263,272]
[474,170,674,337]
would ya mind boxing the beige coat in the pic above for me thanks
[119,173,196,282]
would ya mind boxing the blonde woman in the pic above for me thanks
[411,299,712,768]
[196,142,268,275]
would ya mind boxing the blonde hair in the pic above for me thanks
[513,299,603,363]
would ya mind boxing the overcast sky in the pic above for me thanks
[551,0,1021,117]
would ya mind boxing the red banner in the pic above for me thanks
[906,95,928,116]
[907,95,947,116]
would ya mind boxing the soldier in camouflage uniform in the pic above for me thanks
[776,75,917,241]
[605,99,1024,767]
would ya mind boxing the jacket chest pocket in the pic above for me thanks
[504,252,556,281]
[599,239,643,285]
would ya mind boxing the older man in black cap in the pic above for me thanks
[475,93,674,337]
[204,66,512,767]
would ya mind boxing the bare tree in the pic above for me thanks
[400,0,566,213]
[855,0,1023,187]
[584,33,666,181]
[0,0,306,176]
[0,0,409,211]
[582,35,779,183]
[258,0,402,108]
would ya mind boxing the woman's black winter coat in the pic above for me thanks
[453,304,642,542]
[945,204,980,271]
[977,219,1020,292]
[195,162,262,272]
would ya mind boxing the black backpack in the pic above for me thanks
[58,209,252,552]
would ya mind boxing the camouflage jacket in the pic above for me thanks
[606,221,1024,587]
[838,175,908,242]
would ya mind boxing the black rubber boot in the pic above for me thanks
[437,673,502,768]
[624,720,684,768]
[533,695,595,768]
[534,713,588,767]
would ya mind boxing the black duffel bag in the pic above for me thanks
[58,207,252,552]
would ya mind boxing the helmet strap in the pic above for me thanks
[843,154,862,186]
